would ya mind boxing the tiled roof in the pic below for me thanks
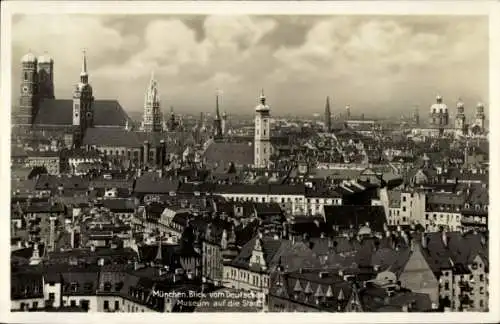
[203,141,254,167]
[134,173,179,194]
[230,235,318,272]
[82,128,143,148]
[215,183,306,195]
[101,198,136,212]
[324,205,386,233]
[33,99,130,127]
[35,174,90,191]
[270,269,353,311]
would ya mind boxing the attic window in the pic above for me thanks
[104,282,112,292]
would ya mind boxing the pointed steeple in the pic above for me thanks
[325,96,332,132]
[215,89,221,120]
[213,89,223,139]
[80,49,88,84]
[154,240,162,263]
[259,88,266,104]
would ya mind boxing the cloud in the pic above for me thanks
[11,14,488,117]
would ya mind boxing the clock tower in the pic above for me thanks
[19,52,38,125]
[254,89,272,168]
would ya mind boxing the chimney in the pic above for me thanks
[143,141,150,166]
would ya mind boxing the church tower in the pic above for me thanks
[455,99,466,136]
[324,96,331,132]
[72,50,94,144]
[413,106,420,126]
[37,53,55,99]
[475,102,486,133]
[141,71,162,132]
[429,95,449,128]
[19,52,38,125]
[254,89,272,168]
[213,89,223,140]
[221,111,228,135]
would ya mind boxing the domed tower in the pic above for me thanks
[19,52,38,125]
[72,50,94,144]
[37,53,55,99]
[455,99,466,135]
[475,102,486,133]
[141,71,162,132]
[345,104,351,120]
[254,89,272,168]
[429,95,449,129]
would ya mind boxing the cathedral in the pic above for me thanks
[13,51,132,146]
[410,95,487,139]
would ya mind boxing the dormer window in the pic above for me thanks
[103,282,112,292]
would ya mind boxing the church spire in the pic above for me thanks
[213,89,223,139]
[259,88,266,104]
[80,49,88,84]
[215,89,221,120]
[324,96,331,132]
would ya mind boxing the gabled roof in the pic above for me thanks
[134,173,179,194]
[324,205,386,233]
[33,99,130,127]
[203,141,254,167]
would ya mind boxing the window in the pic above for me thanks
[402,196,406,202]
[70,300,76,307]
[402,206,406,212]
[480,274,484,282]
[480,300,484,308]
[104,300,109,310]
[444,282,449,290]
[479,287,485,294]
[32,301,38,309]
[425,214,429,220]
[24,72,28,81]
[49,293,55,300]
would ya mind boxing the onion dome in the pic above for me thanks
[436,95,443,102]
[255,89,270,112]
[21,52,37,63]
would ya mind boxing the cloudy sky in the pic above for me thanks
[11,14,488,117]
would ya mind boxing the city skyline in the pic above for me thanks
[12,14,488,116]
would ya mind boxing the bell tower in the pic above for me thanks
[19,52,38,125]
[213,89,223,140]
[37,52,55,99]
[254,89,272,168]
[455,99,466,136]
[324,96,331,132]
[475,102,486,133]
[72,50,94,145]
